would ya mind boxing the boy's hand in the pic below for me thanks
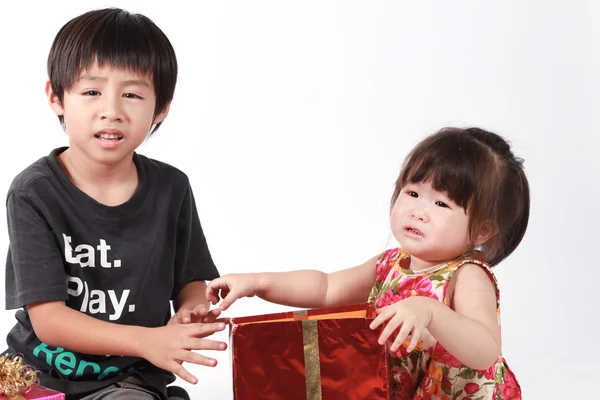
[140,322,227,384]
[167,305,222,325]
[370,296,434,353]
[205,273,261,311]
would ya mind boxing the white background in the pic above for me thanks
[1,1,598,398]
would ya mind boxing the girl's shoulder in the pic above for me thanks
[444,253,496,282]
[377,247,409,265]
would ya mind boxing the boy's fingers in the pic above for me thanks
[189,322,227,337]
[178,349,219,367]
[185,338,227,352]
[167,314,182,326]
[171,362,198,385]
[199,310,221,323]
[194,306,220,318]
[178,309,192,324]
[202,315,229,324]
[192,305,207,315]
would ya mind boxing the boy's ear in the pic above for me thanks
[46,80,65,116]
[475,220,498,246]
[153,102,171,125]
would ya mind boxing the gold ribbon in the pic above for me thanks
[0,354,38,398]
[298,311,322,400]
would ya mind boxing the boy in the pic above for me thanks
[3,8,226,399]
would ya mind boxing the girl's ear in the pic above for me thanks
[46,80,65,116]
[475,220,498,246]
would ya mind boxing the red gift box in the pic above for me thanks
[0,385,64,400]
[230,303,391,400]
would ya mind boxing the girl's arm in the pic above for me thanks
[207,255,379,310]
[426,263,501,370]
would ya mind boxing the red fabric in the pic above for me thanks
[231,303,391,400]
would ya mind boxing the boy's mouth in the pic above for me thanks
[95,133,123,141]
[95,130,123,141]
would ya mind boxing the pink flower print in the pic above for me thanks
[483,363,497,380]
[376,250,399,281]
[375,260,392,281]
[432,345,462,368]
[377,289,402,308]
[464,382,480,395]
[397,276,438,300]
[501,368,522,399]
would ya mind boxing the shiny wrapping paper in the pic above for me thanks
[0,386,65,400]
[230,303,391,400]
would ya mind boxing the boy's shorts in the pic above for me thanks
[74,376,182,400]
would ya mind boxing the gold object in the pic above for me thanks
[301,317,322,400]
[0,354,38,397]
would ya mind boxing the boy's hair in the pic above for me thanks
[47,8,177,134]
[391,127,530,267]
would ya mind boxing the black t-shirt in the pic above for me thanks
[3,147,219,398]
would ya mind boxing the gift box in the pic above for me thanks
[230,303,391,400]
[0,385,65,400]
[0,354,65,400]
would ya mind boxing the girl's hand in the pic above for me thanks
[370,296,434,353]
[205,273,261,311]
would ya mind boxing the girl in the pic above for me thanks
[206,127,528,399]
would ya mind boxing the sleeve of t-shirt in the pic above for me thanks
[5,190,68,310]
[171,182,220,300]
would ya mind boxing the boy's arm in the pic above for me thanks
[27,300,227,383]
[28,300,149,356]
[170,182,219,313]
[175,280,210,311]
[7,186,226,384]
[207,255,379,310]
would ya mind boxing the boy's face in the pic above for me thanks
[47,62,169,165]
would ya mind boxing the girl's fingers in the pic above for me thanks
[390,319,413,352]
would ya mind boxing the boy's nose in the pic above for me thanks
[100,97,125,122]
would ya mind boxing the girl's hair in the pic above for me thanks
[47,8,177,134]
[391,127,530,266]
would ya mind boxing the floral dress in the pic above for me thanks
[368,248,522,400]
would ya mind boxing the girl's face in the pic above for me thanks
[390,181,473,269]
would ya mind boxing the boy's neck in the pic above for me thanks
[57,147,139,206]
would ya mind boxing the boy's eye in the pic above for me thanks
[123,93,141,99]
[435,201,449,208]
[82,90,100,96]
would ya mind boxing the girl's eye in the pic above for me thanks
[83,90,100,96]
[435,201,449,208]
[123,93,141,99]
[407,191,418,198]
